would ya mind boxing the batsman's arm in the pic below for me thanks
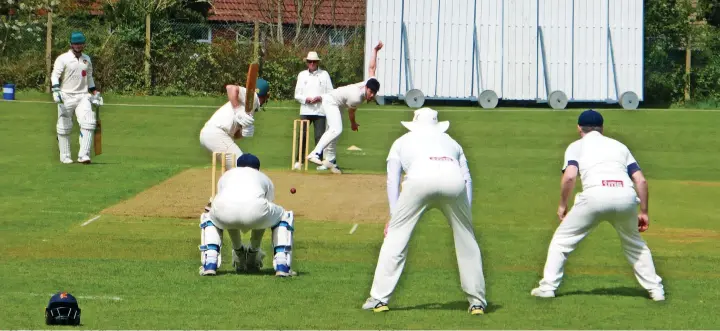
[50,56,64,89]
[226,84,242,109]
[87,58,97,94]
[631,170,649,214]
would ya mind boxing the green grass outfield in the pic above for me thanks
[1,93,719,329]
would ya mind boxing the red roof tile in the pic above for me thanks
[208,0,365,26]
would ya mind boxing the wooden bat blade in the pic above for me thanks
[93,107,102,155]
[244,63,259,114]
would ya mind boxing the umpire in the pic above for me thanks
[293,51,335,170]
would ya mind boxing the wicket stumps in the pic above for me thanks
[211,152,236,199]
[291,119,310,171]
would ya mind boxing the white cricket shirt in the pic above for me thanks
[562,131,641,191]
[51,50,95,94]
[216,167,275,202]
[204,86,260,135]
[325,77,374,109]
[294,68,334,116]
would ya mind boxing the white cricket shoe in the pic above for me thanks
[650,290,665,301]
[78,155,91,164]
[321,160,342,174]
[61,158,74,164]
[362,297,389,312]
[306,153,323,166]
[530,288,555,298]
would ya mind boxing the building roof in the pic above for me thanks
[208,0,365,26]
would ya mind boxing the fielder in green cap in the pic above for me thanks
[50,31,102,164]
[198,78,270,172]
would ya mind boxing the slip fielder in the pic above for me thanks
[51,31,103,164]
[531,110,665,301]
[199,154,296,277]
[362,108,487,315]
[199,79,270,169]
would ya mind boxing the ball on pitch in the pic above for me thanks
[290,188,296,194]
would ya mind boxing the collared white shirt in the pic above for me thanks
[294,68,333,116]
[51,50,96,94]
[217,167,275,202]
[326,77,375,109]
[562,131,641,191]
[204,86,260,136]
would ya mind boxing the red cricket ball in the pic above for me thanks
[290,188,296,194]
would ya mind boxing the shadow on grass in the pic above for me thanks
[557,286,649,298]
[393,300,503,313]
[215,268,308,277]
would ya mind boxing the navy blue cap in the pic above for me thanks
[578,109,604,126]
[236,153,260,170]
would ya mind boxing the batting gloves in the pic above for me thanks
[52,87,62,103]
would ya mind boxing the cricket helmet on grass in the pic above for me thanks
[256,78,269,97]
[45,291,81,325]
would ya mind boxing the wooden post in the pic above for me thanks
[685,38,691,102]
[145,13,152,93]
[44,9,53,93]
[253,21,260,62]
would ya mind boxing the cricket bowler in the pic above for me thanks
[530,109,665,301]
[304,41,384,174]
[199,79,270,169]
[199,154,296,277]
[51,31,103,164]
[362,108,488,315]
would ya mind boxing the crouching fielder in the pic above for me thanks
[199,79,270,169]
[531,110,665,301]
[363,108,487,315]
[198,154,296,277]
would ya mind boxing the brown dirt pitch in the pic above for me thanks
[101,168,390,223]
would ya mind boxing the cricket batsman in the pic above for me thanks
[362,108,488,315]
[530,110,665,301]
[304,41,384,174]
[199,154,296,277]
[199,79,270,169]
[51,31,103,164]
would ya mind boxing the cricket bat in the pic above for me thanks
[93,104,102,155]
[245,63,259,114]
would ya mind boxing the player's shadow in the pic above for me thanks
[215,268,308,277]
[393,301,502,313]
[557,286,649,298]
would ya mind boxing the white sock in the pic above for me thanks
[58,134,71,160]
[79,129,93,158]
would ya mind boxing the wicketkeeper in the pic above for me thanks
[199,154,296,277]
[51,31,103,164]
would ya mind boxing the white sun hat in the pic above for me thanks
[400,107,450,133]
[304,51,321,61]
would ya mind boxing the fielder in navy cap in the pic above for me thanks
[45,291,81,325]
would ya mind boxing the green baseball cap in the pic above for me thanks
[70,31,86,44]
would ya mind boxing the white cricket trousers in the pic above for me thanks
[56,92,96,161]
[210,195,285,232]
[537,187,664,294]
[369,163,487,307]
[199,126,243,169]
[308,98,341,157]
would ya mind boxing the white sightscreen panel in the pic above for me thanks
[537,0,573,100]
[608,0,643,100]
[436,0,475,98]
[365,0,403,97]
[503,0,538,100]
[475,0,503,97]
[400,0,440,96]
[573,0,609,101]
